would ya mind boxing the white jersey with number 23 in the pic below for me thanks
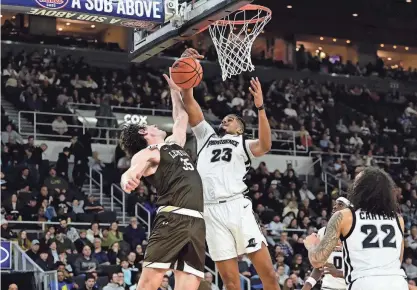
[192,120,255,202]
[191,120,266,262]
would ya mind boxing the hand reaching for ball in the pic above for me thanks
[163,68,181,92]
[181,48,204,60]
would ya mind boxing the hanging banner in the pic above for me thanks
[2,0,166,29]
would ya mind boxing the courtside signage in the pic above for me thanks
[124,114,148,125]
[0,241,12,270]
[1,0,165,27]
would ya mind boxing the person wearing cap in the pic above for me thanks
[26,239,40,261]
[21,195,39,221]
[302,197,352,290]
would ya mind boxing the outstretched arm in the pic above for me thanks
[180,48,205,127]
[163,71,189,147]
[181,88,204,127]
[247,77,272,157]
[305,210,345,268]
[121,149,159,193]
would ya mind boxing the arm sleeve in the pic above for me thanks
[191,120,216,152]
[244,139,257,160]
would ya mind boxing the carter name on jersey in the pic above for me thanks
[359,212,394,221]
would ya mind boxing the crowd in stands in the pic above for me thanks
[295,44,417,81]
[2,47,417,150]
[5,16,417,83]
[1,39,417,290]
[1,20,123,52]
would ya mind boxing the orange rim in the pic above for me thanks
[214,4,272,26]
[197,4,271,33]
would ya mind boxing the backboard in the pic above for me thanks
[129,0,253,63]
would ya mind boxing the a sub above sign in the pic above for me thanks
[1,0,166,29]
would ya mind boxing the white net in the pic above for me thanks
[208,5,272,81]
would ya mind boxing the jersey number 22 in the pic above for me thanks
[361,224,396,249]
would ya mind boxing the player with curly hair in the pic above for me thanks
[120,70,205,290]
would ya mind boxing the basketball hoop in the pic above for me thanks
[208,4,272,81]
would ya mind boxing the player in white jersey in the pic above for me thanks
[181,49,279,290]
[302,197,351,290]
[304,167,407,290]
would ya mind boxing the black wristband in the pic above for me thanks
[257,104,265,111]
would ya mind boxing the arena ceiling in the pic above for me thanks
[257,0,417,46]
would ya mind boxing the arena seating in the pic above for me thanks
[1,40,417,290]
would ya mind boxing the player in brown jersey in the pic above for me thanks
[120,70,205,290]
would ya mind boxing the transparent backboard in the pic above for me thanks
[129,0,253,63]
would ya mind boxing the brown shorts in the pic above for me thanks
[143,211,206,278]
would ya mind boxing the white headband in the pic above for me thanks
[336,197,352,207]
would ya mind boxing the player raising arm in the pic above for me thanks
[180,48,278,290]
[304,168,407,290]
[181,48,272,157]
[120,70,206,290]
[120,69,189,190]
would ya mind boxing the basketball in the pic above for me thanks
[171,57,203,89]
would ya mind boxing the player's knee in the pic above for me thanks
[260,268,279,288]
[222,274,241,290]
[223,280,240,290]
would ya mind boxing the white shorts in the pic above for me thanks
[349,276,408,290]
[204,195,267,261]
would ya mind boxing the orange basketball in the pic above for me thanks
[171,57,203,89]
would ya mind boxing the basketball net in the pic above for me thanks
[208,5,272,81]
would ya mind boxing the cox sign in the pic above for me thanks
[0,241,12,269]
[124,114,148,125]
